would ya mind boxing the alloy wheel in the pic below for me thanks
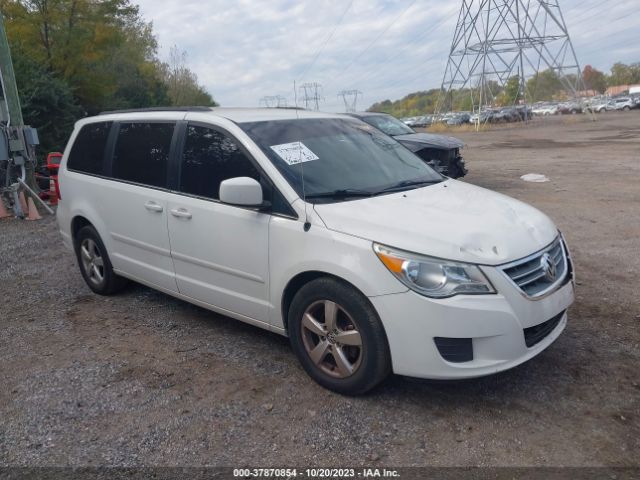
[80,238,105,286]
[300,300,363,378]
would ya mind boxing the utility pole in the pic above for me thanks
[0,12,23,126]
[0,12,49,218]
[299,82,324,110]
[337,89,363,113]
[438,0,585,124]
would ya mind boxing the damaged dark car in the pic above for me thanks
[348,112,467,178]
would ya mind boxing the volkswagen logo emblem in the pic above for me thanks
[540,253,557,282]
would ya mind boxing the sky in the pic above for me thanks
[135,0,639,111]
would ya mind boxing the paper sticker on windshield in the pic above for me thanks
[270,142,319,166]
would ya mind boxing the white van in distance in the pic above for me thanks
[57,107,575,394]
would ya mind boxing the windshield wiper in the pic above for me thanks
[305,189,375,200]
[374,178,443,195]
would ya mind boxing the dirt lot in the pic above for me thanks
[1,111,639,468]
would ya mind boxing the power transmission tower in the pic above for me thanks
[259,95,288,108]
[338,89,363,112]
[299,82,324,110]
[438,0,584,121]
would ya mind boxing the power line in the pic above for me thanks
[297,0,355,82]
[327,0,418,90]
[568,0,609,23]
[339,4,459,92]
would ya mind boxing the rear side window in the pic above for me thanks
[179,125,260,199]
[67,122,112,175]
[112,122,174,188]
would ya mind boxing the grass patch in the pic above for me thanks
[427,123,492,133]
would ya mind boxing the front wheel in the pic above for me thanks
[75,225,128,295]
[288,278,391,395]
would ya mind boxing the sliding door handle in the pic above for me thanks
[144,201,163,213]
[170,208,192,220]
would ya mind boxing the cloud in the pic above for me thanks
[136,0,639,110]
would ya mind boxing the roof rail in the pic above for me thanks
[99,106,214,115]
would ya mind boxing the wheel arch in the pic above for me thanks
[71,215,94,242]
[281,271,374,335]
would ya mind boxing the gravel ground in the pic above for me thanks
[0,112,639,468]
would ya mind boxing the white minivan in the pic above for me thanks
[57,107,575,394]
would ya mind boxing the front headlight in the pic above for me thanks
[373,243,495,298]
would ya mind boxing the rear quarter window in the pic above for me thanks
[67,122,112,175]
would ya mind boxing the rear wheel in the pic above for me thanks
[288,277,391,395]
[75,225,128,295]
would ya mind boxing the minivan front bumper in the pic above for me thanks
[369,266,574,379]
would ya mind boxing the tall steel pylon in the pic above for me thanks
[337,89,363,112]
[299,82,324,110]
[438,0,584,115]
[259,95,288,108]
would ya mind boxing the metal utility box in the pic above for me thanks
[9,137,24,152]
[0,100,8,123]
[0,131,7,161]
[24,127,39,146]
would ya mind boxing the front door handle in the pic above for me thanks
[170,208,192,220]
[144,201,163,213]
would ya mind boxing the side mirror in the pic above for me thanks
[219,177,264,207]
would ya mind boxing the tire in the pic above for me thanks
[288,277,391,395]
[623,106,630,111]
[74,225,128,295]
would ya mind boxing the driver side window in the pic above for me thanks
[179,125,260,200]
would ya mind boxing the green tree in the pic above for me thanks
[493,76,521,106]
[1,0,217,162]
[161,46,217,107]
[608,62,640,86]
[368,89,442,117]
[13,43,80,154]
[526,69,564,102]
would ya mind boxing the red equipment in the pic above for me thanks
[47,152,62,204]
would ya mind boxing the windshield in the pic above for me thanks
[360,114,414,136]
[239,118,442,203]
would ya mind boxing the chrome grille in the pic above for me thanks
[501,237,567,297]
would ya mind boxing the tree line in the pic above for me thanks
[1,0,218,156]
[368,62,640,118]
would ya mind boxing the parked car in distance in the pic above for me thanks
[349,112,467,178]
[607,97,635,111]
[446,112,471,125]
[558,101,582,115]
[57,107,575,395]
[532,103,559,116]
[469,109,497,124]
[584,98,609,113]
[493,107,520,122]
[412,115,433,128]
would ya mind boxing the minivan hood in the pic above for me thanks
[393,132,464,150]
[313,180,558,265]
